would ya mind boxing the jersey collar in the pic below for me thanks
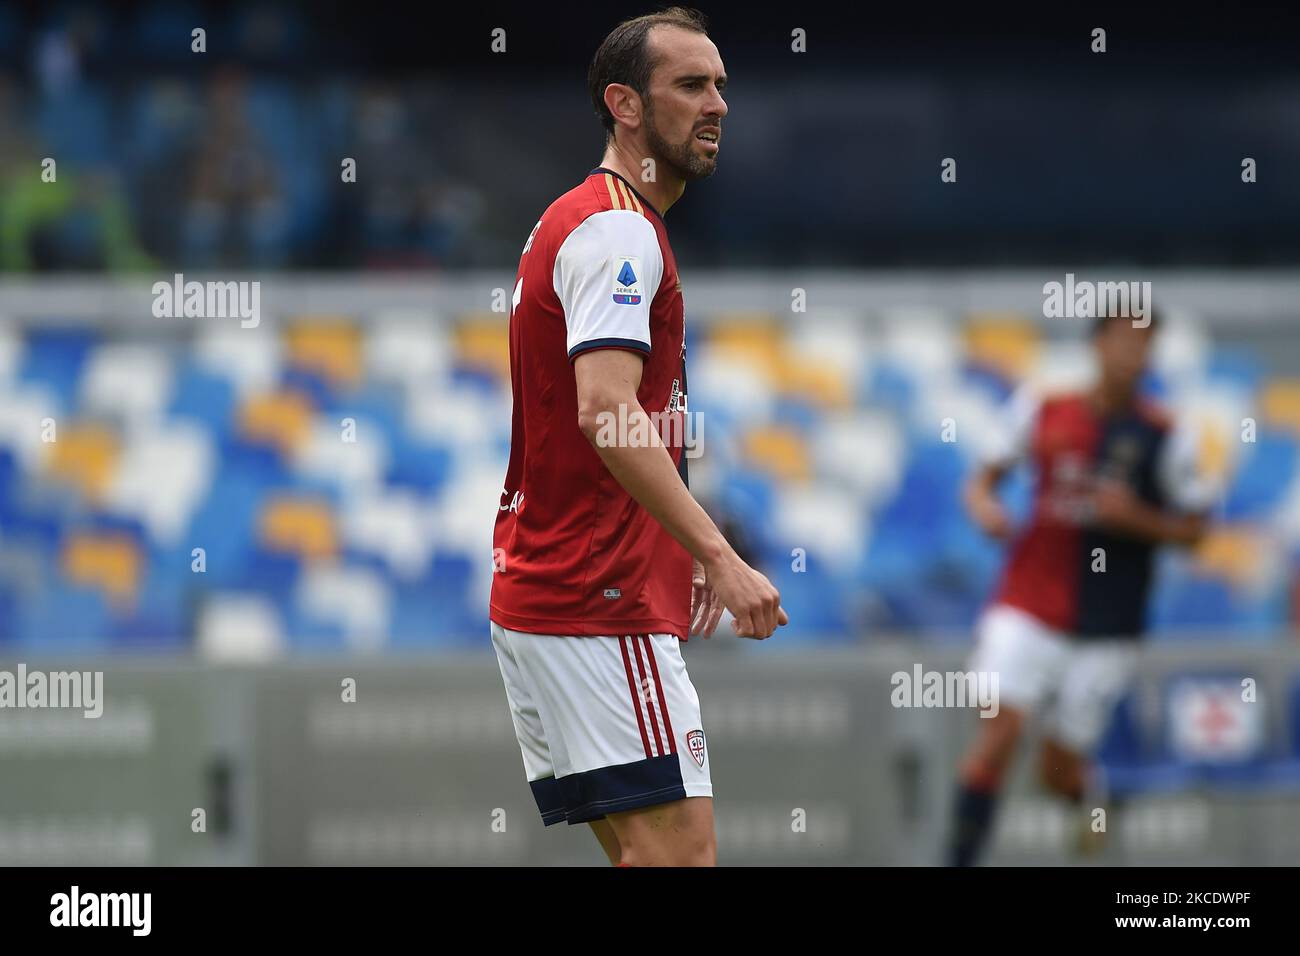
[590,166,664,222]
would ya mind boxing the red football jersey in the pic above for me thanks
[489,168,693,639]
[983,386,1215,635]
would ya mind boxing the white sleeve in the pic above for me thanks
[553,210,663,360]
[979,384,1041,468]
[1157,416,1219,513]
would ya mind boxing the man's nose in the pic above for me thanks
[707,88,727,119]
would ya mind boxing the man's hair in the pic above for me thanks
[588,7,709,140]
[1091,307,1162,335]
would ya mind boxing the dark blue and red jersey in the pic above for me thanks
[984,388,1215,638]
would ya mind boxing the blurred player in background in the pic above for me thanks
[948,309,1218,866]
[489,8,786,867]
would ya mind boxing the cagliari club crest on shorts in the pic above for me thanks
[687,729,706,767]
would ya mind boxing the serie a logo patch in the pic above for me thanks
[612,256,642,305]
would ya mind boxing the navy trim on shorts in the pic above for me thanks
[568,337,651,361]
[556,754,686,825]
[529,777,567,826]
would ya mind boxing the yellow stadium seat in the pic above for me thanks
[1194,414,1233,485]
[1192,526,1262,587]
[455,313,511,379]
[237,390,314,457]
[45,423,119,502]
[774,361,852,410]
[285,318,363,388]
[708,313,783,378]
[1259,379,1300,436]
[258,496,338,560]
[62,532,142,605]
[963,312,1041,381]
[742,425,811,483]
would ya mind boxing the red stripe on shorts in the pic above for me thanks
[641,635,676,753]
[631,634,665,757]
[619,636,652,758]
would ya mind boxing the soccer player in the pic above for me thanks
[947,310,1217,866]
[489,8,787,867]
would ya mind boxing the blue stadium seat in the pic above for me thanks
[168,361,237,438]
[0,447,16,516]
[959,362,1014,405]
[183,467,265,584]
[1205,348,1263,394]
[15,584,111,653]
[1095,693,1197,796]
[0,582,17,644]
[18,328,100,412]
[284,605,349,653]
[322,385,408,451]
[766,558,853,643]
[386,441,453,495]
[109,569,190,652]
[1222,430,1296,520]
[862,362,916,416]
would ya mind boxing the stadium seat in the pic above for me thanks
[294,562,391,653]
[1095,693,1198,797]
[962,312,1040,383]
[258,495,338,561]
[1221,430,1296,519]
[19,328,99,412]
[285,318,364,390]
[742,424,811,483]
[79,343,174,424]
[43,422,120,503]
[61,530,144,605]
[1260,378,1300,437]
[453,314,510,381]
[236,389,315,458]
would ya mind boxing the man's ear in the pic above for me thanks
[603,83,642,134]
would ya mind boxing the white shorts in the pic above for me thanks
[969,604,1139,754]
[490,622,713,826]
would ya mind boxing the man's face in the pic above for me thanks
[1094,318,1155,388]
[640,26,728,182]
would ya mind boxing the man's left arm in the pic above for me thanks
[1091,416,1219,547]
[1091,482,1208,546]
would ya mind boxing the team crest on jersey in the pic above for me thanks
[686,729,706,767]
[612,256,643,305]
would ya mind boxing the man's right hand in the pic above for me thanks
[968,491,1015,541]
[701,552,787,639]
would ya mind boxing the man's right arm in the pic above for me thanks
[964,462,1015,540]
[574,348,786,639]
[965,385,1039,540]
